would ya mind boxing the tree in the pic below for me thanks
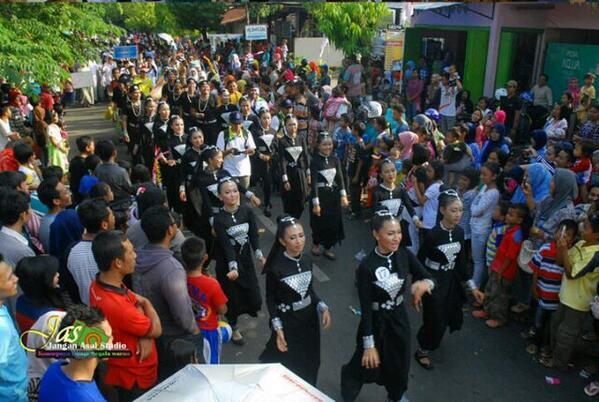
[306,2,390,58]
[166,3,228,38]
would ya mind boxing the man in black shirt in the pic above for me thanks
[500,80,522,141]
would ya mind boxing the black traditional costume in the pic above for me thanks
[278,132,310,219]
[309,153,346,249]
[372,184,420,247]
[213,204,263,328]
[260,251,327,386]
[416,223,468,353]
[181,143,205,235]
[341,247,433,402]
[195,93,220,146]
[123,97,144,163]
[250,121,278,210]
[160,130,187,213]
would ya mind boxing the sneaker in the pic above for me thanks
[520,327,536,340]
[510,303,529,314]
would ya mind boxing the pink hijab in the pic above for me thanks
[397,131,419,160]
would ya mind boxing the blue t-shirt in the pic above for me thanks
[0,305,28,402]
[333,126,353,161]
[39,362,106,402]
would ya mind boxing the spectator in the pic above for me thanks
[531,73,553,113]
[94,139,132,203]
[500,80,522,140]
[438,72,461,133]
[69,135,95,206]
[37,177,72,252]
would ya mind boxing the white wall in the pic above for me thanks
[293,37,345,67]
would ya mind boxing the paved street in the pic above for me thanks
[67,104,591,402]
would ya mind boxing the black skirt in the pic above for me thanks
[309,187,345,249]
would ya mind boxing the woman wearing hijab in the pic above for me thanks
[412,114,438,159]
[479,123,510,165]
[465,123,481,169]
[397,131,419,161]
[529,129,548,159]
[511,163,552,205]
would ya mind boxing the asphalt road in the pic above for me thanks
[67,103,592,402]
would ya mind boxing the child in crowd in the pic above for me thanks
[307,105,323,152]
[458,167,480,263]
[78,154,102,198]
[473,203,527,328]
[485,202,510,272]
[332,113,353,164]
[182,236,230,365]
[89,182,114,204]
[68,135,95,205]
[571,139,595,203]
[546,213,599,369]
[14,142,42,191]
[526,220,577,357]
[346,121,367,219]
[576,73,596,123]
[556,146,575,169]
[413,160,444,233]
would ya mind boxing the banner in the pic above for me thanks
[384,30,405,72]
[70,71,94,89]
[543,42,599,102]
[114,45,138,60]
[245,24,268,41]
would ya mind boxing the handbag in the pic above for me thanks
[517,240,537,274]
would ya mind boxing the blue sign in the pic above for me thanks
[114,46,138,60]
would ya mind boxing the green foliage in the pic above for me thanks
[165,3,228,35]
[249,3,284,24]
[306,2,390,57]
[0,4,124,94]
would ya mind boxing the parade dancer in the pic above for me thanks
[250,109,278,217]
[213,178,265,345]
[309,132,348,260]
[341,209,435,402]
[260,215,331,386]
[278,115,310,219]
[415,190,484,370]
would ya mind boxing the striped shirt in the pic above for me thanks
[486,222,506,267]
[528,241,564,310]
[66,240,98,305]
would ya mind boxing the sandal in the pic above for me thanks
[323,250,336,260]
[414,348,434,370]
[585,381,599,397]
[311,246,322,256]
[472,309,489,319]
[510,303,529,314]
[231,330,245,346]
[485,319,505,328]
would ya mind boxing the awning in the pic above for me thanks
[413,2,461,11]
[221,7,247,25]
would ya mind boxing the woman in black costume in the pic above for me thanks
[260,215,331,386]
[341,209,435,402]
[414,189,484,370]
[250,109,278,217]
[278,115,310,219]
[180,127,205,236]
[213,178,265,345]
[309,132,348,260]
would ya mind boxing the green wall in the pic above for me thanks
[403,28,422,67]
[495,31,515,89]
[463,29,490,101]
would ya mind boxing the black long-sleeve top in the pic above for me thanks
[309,153,346,203]
[277,133,310,182]
[213,205,262,272]
[357,247,432,341]
[250,123,278,158]
[417,224,468,282]
[372,184,419,222]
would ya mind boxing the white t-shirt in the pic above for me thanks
[216,130,256,177]
[422,182,442,229]
[439,86,457,117]
[0,119,11,151]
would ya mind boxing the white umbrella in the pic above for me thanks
[158,33,175,45]
[134,364,335,402]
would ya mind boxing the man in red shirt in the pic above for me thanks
[89,230,162,401]
[39,84,54,114]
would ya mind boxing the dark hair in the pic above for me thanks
[447,127,461,140]
[15,256,65,308]
[375,116,388,130]
[84,154,102,173]
[264,215,304,273]
[460,167,480,190]
[137,186,166,217]
[371,207,401,232]
[429,160,444,182]
[92,230,127,272]
[438,189,462,212]
[482,162,501,182]
[181,236,207,272]
[0,170,27,189]
[76,136,94,154]
[42,165,63,181]
[131,164,151,184]
[392,104,405,115]
[201,146,221,164]
[576,139,596,158]
[141,205,175,243]
[0,190,29,225]
[509,203,529,220]
[558,147,575,163]
[563,92,574,102]
[90,182,112,201]
[557,219,578,237]
[496,200,510,217]
[78,199,110,234]
[217,177,238,195]
[13,141,34,164]
[352,121,366,136]
[117,160,131,172]
[58,305,105,344]
[96,140,116,162]
[411,144,430,166]
[37,177,60,209]
[489,149,509,167]
[540,73,549,82]
[588,213,599,233]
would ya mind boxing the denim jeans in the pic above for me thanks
[471,226,492,288]
[439,115,456,134]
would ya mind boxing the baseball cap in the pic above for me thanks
[229,111,243,124]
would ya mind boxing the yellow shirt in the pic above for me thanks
[229,91,243,106]
[133,76,153,97]
[559,240,599,312]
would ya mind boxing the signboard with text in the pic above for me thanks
[245,25,268,41]
[114,45,138,60]
[384,30,405,71]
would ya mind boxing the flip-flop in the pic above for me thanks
[323,251,336,260]
[311,247,322,256]
[472,309,489,319]
[485,319,505,328]
[584,381,599,397]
